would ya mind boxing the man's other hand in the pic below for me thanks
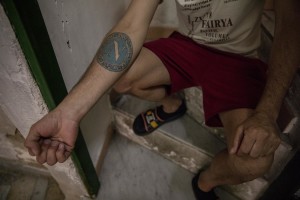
[230,112,281,158]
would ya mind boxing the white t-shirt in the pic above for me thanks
[175,0,265,57]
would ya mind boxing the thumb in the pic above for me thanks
[230,125,244,154]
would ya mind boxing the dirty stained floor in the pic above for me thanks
[1,133,236,200]
[0,162,64,200]
[97,133,236,200]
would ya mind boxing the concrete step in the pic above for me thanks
[112,95,270,200]
[98,132,239,200]
[0,158,64,200]
[0,185,11,200]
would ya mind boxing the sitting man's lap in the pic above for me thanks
[144,31,268,127]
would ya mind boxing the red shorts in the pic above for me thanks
[143,32,268,127]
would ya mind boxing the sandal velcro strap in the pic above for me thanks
[141,109,164,133]
[133,101,187,136]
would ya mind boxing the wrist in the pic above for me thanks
[255,91,284,122]
[55,95,87,123]
[254,106,279,122]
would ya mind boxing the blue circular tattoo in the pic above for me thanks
[97,32,133,72]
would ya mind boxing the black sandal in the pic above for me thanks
[132,101,187,136]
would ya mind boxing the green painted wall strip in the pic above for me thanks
[73,131,101,197]
[1,0,100,196]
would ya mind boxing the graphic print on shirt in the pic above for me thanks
[176,0,265,55]
[176,0,242,43]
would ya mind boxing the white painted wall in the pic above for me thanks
[0,107,19,161]
[151,0,178,28]
[0,6,48,141]
[37,0,129,90]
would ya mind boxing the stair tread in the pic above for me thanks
[113,95,270,200]
[113,95,226,156]
[0,185,11,200]
[0,160,64,200]
[98,133,240,200]
[31,177,48,200]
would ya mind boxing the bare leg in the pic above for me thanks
[160,94,182,113]
[114,47,182,113]
[197,108,274,192]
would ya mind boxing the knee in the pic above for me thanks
[230,154,274,182]
[114,76,143,95]
[114,78,133,94]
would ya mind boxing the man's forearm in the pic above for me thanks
[56,60,117,122]
[55,0,160,122]
[256,0,300,120]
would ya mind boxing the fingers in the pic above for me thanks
[237,127,256,156]
[249,139,264,158]
[235,127,281,158]
[265,136,281,156]
[56,143,71,163]
[230,125,244,154]
[28,148,36,156]
[36,139,51,164]
[238,127,262,157]
[64,151,72,160]
[25,110,78,166]
[24,129,42,156]
[46,141,59,165]
[34,139,71,165]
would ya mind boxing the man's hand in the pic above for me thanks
[230,112,281,158]
[24,109,78,165]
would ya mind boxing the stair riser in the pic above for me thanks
[114,110,213,173]
[113,109,269,200]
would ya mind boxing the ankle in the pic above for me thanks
[198,171,215,192]
[162,99,183,113]
[198,181,214,193]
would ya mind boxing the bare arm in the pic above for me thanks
[25,0,161,165]
[231,0,300,157]
[59,0,161,123]
[256,0,300,120]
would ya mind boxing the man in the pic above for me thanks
[25,0,300,199]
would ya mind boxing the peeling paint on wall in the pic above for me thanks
[0,6,49,137]
[0,4,89,198]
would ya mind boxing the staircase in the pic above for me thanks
[110,11,299,200]
[112,95,270,200]
[0,159,64,200]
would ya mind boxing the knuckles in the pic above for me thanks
[241,125,280,158]
[244,127,269,141]
[244,125,278,139]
